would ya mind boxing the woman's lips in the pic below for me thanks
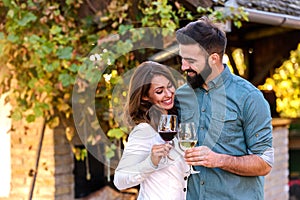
[163,98,173,106]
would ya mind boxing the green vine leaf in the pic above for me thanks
[28,78,37,89]
[118,24,134,35]
[26,114,36,123]
[56,46,73,60]
[11,110,22,121]
[7,34,19,43]
[105,144,116,160]
[68,63,80,73]
[58,73,74,87]
[107,128,126,139]
[17,12,37,26]
[50,25,62,35]
[45,61,60,72]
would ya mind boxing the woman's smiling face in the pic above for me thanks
[143,75,175,112]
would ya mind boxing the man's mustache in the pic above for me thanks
[184,69,197,74]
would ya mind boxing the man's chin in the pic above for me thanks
[187,74,204,89]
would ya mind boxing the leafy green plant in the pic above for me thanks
[0,0,249,179]
[0,0,100,161]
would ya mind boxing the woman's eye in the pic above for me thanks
[156,90,163,94]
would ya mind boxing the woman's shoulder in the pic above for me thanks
[129,123,157,138]
[134,122,153,130]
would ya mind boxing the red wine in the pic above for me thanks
[158,131,177,141]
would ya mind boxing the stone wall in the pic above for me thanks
[264,118,291,200]
[0,117,74,200]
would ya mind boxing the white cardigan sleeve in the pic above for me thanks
[113,123,163,190]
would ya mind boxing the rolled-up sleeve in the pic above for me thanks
[243,91,273,166]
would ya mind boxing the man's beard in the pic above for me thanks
[186,63,212,89]
[187,72,204,89]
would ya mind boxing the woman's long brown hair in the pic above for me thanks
[123,61,177,130]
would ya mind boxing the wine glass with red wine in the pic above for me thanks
[158,114,178,161]
[158,114,178,144]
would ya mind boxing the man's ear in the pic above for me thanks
[210,53,219,64]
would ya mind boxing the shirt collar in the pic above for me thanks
[207,64,231,90]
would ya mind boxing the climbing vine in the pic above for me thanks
[0,0,248,172]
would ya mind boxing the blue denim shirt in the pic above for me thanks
[175,65,273,200]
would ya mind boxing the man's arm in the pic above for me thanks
[217,152,272,176]
[184,146,272,176]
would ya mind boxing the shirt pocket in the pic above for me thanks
[211,111,239,143]
[179,109,199,131]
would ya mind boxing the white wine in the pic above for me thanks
[179,139,197,148]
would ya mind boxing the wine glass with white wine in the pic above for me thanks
[178,122,200,174]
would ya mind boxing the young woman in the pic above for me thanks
[113,61,188,200]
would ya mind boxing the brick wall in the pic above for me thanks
[0,117,74,200]
[264,118,290,200]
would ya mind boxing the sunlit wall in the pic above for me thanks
[0,93,11,197]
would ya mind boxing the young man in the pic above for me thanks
[175,16,274,199]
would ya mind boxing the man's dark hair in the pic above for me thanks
[176,16,227,57]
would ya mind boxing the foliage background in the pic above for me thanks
[0,0,249,161]
[1,0,298,177]
[259,44,300,118]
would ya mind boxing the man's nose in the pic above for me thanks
[181,59,190,71]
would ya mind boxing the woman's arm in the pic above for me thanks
[113,124,169,190]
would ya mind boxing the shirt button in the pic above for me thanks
[183,188,187,192]
[200,180,205,185]
[184,176,188,180]
[201,109,206,112]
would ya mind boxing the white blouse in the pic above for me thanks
[114,123,189,200]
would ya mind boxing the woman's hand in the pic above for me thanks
[151,143,173,166]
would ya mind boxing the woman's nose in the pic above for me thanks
[165,88,174,97]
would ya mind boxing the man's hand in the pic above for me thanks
[184,145,272,176]
[184,146,220,168]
